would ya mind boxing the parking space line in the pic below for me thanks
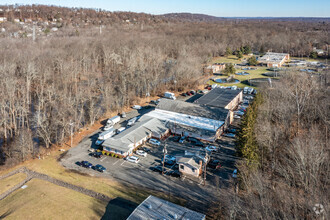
[113,160,120,165]
[100,157,106,162]
[198,179,204,185]
[121,160,126,166]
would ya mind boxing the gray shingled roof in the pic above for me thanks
[127,195,206,220]
[103,117,168,152]
[194,88,241,108]
[157,99,229,122]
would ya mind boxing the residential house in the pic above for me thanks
[177,155,204,177]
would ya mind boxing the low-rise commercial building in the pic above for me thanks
[258,52,290,67]
[145,109,225,142]
[102,117,169,157]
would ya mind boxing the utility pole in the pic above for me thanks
[203,149,209,186]
[69,120,74,148]
[162,143,167,175]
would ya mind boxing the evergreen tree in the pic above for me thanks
[236,51,243,60]
[248,56,258,66]
[310,51,318,59]
[244,45,252,55]
[224,63,235,75]
[225,47,232,57]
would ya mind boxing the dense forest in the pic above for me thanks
[0,5,329,167]
[213,71,329,219]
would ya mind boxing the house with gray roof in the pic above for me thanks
[127,195,206,220]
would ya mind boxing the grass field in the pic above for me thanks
[0,173,27,195]
[212,55,252,64]
[0,150,185,219]
[0,178,107,220]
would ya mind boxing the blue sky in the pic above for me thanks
[2,0,330,17]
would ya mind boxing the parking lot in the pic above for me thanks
[60,93,250,212]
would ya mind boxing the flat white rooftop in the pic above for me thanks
[145,109,224,132]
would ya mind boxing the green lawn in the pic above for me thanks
[0,150,185,219]
[0,178,107,220]
[0,173,27,195]
[212,55,252,65]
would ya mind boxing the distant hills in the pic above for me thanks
[161,13,224,22]
[0,4,328,24]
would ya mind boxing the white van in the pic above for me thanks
[116,127,126,134]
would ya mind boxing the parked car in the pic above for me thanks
[95,139,104,146]
[89,152,102,158]
[127,117,137,126]
[162,159,175,166]
[166,170,182,178]
[224,133,236,138]
[132,105,142,110]
[93,164,106,172]
[81,161,93,168]
[126,156,140,163]
[150,166,166,174]
[142,147,151,153]
[116,127,126,134]
[172,136,181,142]
[234,115,241,119]
[178,136,186,143]
[135,150,147,157]
[205,145,217,152]
[164,155,176,161]
[149,138,161,146]
[234,111,244,116]
[190,90,196,95]
[182,93,188,97]
[121,112,126,118]
[227,128,237,133]
[150,100,159,105]
[207,159,221,169]
[187,137,203,146]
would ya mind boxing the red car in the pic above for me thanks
[186,91,192,96]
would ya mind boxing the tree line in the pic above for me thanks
[221,70,329,219]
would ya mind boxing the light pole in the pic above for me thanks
[203,149,209,186]
[162,143,167,175]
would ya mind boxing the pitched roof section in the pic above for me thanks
[103,116,168,152]
[127,195,206,220]
[157,99,229,121]
[194,88,241,108]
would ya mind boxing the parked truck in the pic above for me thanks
[164,92,176,100]
[106,115,121,127]
[98,128,116,140]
